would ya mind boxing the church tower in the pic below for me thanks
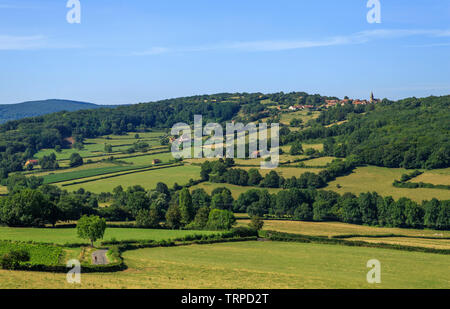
[370,92,374,103]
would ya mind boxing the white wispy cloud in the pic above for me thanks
[0,35,45,50]
[132,28,450,56]
[0,34,83,51]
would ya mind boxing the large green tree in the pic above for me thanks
[76,215,107,247]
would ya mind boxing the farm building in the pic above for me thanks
[25,159,39,166]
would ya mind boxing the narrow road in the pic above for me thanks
[92,249,109,265]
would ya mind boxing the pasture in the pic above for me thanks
[280,110,321,126]
[190,182,281,198]
[237,219,449,238]
[34,131,167,161]
[0,227,217,245]
[410,168,450,185]
[58,165,201,193]
[232,166,324,178]
[236,220,450,249]
[0,241,448,289]
[0,241,63,265]
[326,166,450,202]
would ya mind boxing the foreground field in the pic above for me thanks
[0,227,217,245]
[0,241,448,289]
[326,166,450,202]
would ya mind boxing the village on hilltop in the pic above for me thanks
[286,92,380,111]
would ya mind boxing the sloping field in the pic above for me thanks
[0,227,217,245]
[410,168,450,186]
[59,165,201,193]
[0,241,448,288]
[326,166,450,202]
[237,220,449,238]
[190,182,282,199]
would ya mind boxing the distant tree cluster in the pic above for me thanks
[234,188,449,230]
[200,158,356,190]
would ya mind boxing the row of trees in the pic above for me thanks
[200,158,356,190]
[233,188,449,230]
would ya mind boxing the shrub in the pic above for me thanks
[0,249,30,270]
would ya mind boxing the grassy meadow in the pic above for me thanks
[236,219,449,238]
[410,168,450,185]
[0,241,63,265]
[190,182,282,199]
[0,241,448,289]
[58,165,200,193]
[0,227,217,245]
[326,166,450,202]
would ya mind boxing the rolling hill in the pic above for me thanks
[0,99,114,124]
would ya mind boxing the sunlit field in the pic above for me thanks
[326,166,450,202]
[0,227,217,245]
[58,165,201,193]
[0,241,448,289]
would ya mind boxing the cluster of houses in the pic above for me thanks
[288,93,380,111]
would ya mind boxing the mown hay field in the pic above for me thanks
[58,165,200,193]
[0,241,448,289]
[190,182,282,199]
[0,227,217,245]
[237,219,449,238]
[326,166,450,202]
[410,168,450,185]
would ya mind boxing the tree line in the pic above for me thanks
[200,157,356,189]
[234,188,449,230]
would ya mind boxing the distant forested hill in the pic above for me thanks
[0,99,113,124]
[283,95,450,169]
[0,92,448,178]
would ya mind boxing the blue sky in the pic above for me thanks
[0,0,449,105]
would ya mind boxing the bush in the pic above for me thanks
[0,249,30,270]
[230,226,258,238]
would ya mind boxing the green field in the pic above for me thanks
[58,165,200,193]
[302,156,336,166]
[233,166,324,178]
[326,166,450,202]
[43,164,154,184]
[237,219,450,238]
[0,227,218,245]
[280,110,321,126]
[410,168,450,185]
[0,241,63,265]
[0,241,448,289]
[34,131,167,161]
[191,182,282,198]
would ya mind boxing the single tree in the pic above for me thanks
[179,188,194,225]
[76,215,106,247]
[248,216,264,231]
[69,153,83,167]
